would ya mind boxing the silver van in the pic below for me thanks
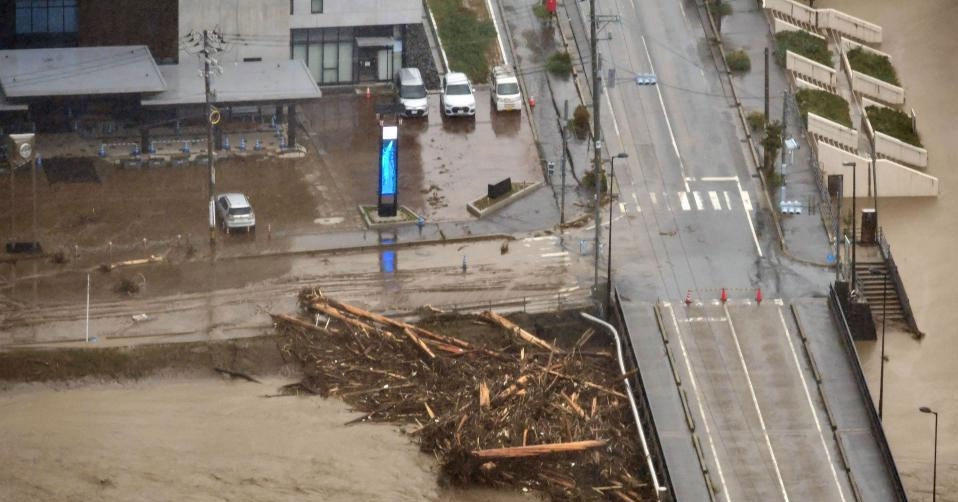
[395,67,428,117]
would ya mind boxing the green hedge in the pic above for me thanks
[726,50,751,73]
[795,89,852,127]
[428,0,497,83]
[867,106,921,147]
[774,30,833,67]
[847,47,900,86]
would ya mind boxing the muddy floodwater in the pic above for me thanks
[0,377,537,502]
[819,1,958,499]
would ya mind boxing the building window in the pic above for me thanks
[15,0,77,35]
[311,0,323,13]
[291,28,353,84]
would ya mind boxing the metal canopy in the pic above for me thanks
[0,46,167,98]
[141,60,322,107]
[355,37,395,48]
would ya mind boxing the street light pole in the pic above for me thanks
[870,267,888,420]
[920,406,939,502]
[606,153,628,311]
[843,162,857,290]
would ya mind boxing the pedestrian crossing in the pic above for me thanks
[618,190,755,214]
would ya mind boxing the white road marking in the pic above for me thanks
[776,307,849,502]
[724,190,732,211]
[723,304,790,502]
[709,191,722,211]
[525,236,555,242]
[541,252,569,258]
[678,192,691,211]
[619,202,627,214]
[641,35,690,192]
[631,192,642,212]
[741,190,754,212]
[678,316,728,323]
[650,192,658,205]
[604,84,622,140]
[700,176,739,181]
[667,305,731,499]
[692,191,704,210]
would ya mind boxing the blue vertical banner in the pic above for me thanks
[379,126,398,197]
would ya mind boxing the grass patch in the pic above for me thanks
[546,51,573,77]
[867,106,921,147]
[847,47,900,86]
[428,0,498,83]
[472,182,535,210]
[726,50,751,73]
[795,89,852,127]
[774,30,832,67]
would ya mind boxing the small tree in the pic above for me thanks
[747,111,766,131]
[762,121,783,173]
[726,50,751,73]
[711,1,732,33]
[546,51,573,77]
[570,105,591,139]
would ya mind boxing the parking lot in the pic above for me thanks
[0,86,540,261]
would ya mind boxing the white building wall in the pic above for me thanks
[178,0,289,66]
[290,0,422,28]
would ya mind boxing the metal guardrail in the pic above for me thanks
[828,284,909,501]
[876,227,922,336]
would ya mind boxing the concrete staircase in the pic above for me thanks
[855,261,905,321]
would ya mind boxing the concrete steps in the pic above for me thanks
[855,261,905,321]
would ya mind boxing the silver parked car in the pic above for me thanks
[395,67,428,117]
[216,193,256,233]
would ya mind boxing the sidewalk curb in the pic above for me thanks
[218,232,516,263]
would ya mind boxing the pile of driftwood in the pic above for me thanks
[271,288,651,501]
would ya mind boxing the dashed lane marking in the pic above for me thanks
[709,191,722,211]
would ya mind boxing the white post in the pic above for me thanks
[85,273,91,342]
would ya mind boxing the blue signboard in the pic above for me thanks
[379,127,398,197]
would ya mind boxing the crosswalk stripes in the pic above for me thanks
[692,191,704,211]
[708,191,722,210]
[618,190,756,215]
[678,192,691,211]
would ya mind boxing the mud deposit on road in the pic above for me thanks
[0,377,538,502]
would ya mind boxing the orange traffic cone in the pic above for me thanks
[529,96,536,108]
[684,290,693,306]
[365,87,371,98]
[755,288,763,304]
[721,288,728,303]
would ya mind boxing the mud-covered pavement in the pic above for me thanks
[0,376,539,502]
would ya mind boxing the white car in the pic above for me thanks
[490,65,521,112]
[216,193,256,233]
[440,72,476,117]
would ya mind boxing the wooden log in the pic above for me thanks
[561,391,586,418]
[479,310,563,354]
[535,366,627,398]
[478,381,491,408]
[319,299,471,349]
[270,313,333,335]
[470,439,608,459]
[403,328,436,359]
[310,303,387,338]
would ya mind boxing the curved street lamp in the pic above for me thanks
[919,406,939,502]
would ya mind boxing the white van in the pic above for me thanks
[490,65,521,112]
[395,68,428,118]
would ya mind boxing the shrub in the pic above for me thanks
[571,104,591,139]
[582,169,608,194]
[532,3,551,20]
[867,106,921,147]
[747,111,766,131]
[709,1,732,32]
[546,51,573,77]
[762,121,783,172]
[847,47,900,86]
[795,89,852,127]
[726,50,751,73]
[774,30,832,67]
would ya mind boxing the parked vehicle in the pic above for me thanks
[440,72,476,118]
[395,67,428,117]
[215,193,256,233]
[490,65,521,112]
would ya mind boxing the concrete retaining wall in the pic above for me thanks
[786,51,837,88]
[817,141,939,197]
[808,112,858,151]
[874,131,928,168]
[763,0,882,43]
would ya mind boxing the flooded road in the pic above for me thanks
[819,1,958,499]
[0,377,538,502]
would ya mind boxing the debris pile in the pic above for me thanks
[271,288,652,501]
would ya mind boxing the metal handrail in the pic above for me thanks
[828,285,908,501]
[581,312,665,499]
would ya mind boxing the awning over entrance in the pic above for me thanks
[0,46,167,98]
[141,60,322,107]
[355,37,396,48]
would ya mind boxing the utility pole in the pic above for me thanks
[781,90,788,167]
[560,99,568,226]
[764,48,769,170]
[835,174,843,282]
[590,0,603,311]
[871,134,879,227]
[203,29,217,247]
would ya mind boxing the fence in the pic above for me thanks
[764,0,882,43]
[786,51,837,88]
[807,112,858,151]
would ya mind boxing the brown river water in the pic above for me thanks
[819,1,958,499]
[0,377,537,502]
